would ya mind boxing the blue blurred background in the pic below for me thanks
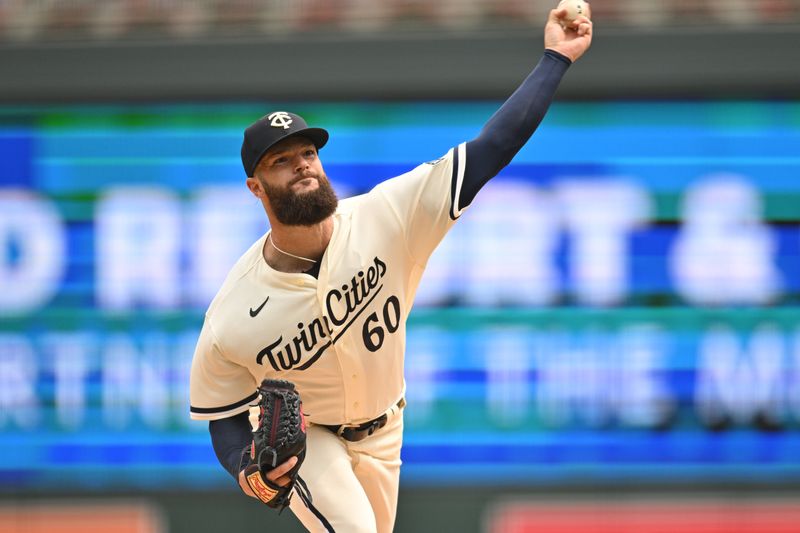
[1,2,800,532]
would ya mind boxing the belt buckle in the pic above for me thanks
[341,426,366,442]
[364,416,385,436]
[340,414,387,442]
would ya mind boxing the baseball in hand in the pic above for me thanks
[557,0,589,26]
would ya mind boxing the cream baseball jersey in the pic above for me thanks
[190,144,468,425]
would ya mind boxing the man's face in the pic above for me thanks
[254,136,338,226]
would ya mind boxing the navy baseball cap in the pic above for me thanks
[241,111,329,176]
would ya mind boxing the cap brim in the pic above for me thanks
[249,127,329,176]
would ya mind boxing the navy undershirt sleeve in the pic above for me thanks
[209,411,252,481]
[458,49,571,210]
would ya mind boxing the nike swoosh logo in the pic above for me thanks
[249,296,270,317]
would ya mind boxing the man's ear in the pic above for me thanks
[246,177,264,198]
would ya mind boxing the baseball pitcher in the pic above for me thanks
[190,7,593,532]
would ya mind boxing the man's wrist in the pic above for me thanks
[237,444,257,498]
[544,48,573,66]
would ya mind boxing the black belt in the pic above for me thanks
[322,398,405,442]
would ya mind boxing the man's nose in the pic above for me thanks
[294,155,309,173]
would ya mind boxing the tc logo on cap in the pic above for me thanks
[268,112,293,130]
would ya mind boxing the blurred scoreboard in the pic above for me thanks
[0,101,799,491]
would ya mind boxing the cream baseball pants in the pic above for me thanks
[288,403,404,533]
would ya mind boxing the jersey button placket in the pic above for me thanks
[315,265,350,422]
[351,373,359,409]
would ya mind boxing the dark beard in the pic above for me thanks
[262,173,339,226]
